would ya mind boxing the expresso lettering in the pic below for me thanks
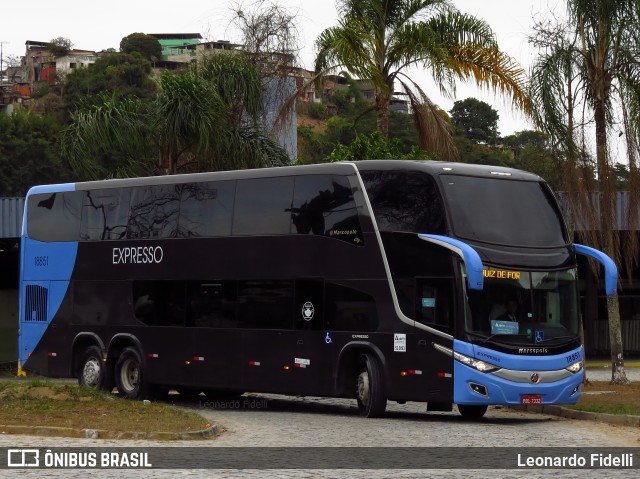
[112,246,163,265]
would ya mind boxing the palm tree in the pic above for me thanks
[314,0,530,160]
[529,0,640,384]
[61,53,290,179]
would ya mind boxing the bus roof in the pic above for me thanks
[26,160,544,196]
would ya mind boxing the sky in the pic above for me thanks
[1,0,567,137]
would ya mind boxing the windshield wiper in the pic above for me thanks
[534,335,579,344]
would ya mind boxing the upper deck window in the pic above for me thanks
[441,175,567,247]
[360,170,446,234]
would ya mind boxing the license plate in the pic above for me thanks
[521,394,542,405]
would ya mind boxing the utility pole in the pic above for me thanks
[0,41,9,85]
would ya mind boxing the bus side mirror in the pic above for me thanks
[574,244,618,296]
[418,234,484,291]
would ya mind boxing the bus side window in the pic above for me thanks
[178,181,235,237]
[325,283,378,332]
[416,278,453,333]
[127,185,180,239]
[186,281,238,328]
[236,280,294,329]
[81,188,132,240]
[291,175,363,245]
[132,281,185,326]
[27,191,82,242]
[232,178,294,236]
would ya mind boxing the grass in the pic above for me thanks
[0,379,211,435]
[568,381,640,416]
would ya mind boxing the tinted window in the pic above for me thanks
[232,177,294,235]
[416,277,453,332]
[361,170,446,233]
[127,185,180,239]
[237,280,293,329]
[187,281,238,327]
[292,175,363,245]
[81,189,132,240]
[325,283,378,332]
[178,181,235,237]
[133,281,186,326]
[27,192,82,242]
[441,175,567,246]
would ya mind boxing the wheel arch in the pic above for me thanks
[335,341,389,397]
[107,334,145,366]
[71,333,106,377]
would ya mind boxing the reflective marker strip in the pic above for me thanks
[193,356,205,361]
[47,352,57,357]
[148,353,159,358]
[249,361,261,366]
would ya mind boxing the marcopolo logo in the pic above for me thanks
[112,246,164,265]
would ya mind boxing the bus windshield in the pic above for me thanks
[465,268,579,345]
[441,175,567,247]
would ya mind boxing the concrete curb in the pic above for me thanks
[0,423,222,440]
[512,405,640,427]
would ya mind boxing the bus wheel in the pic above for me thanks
[78,346,113,391]
[356,353,387,418]
[115,347,147,399]
[457,404,488,419]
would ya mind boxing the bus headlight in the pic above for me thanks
[453,351,499,373]
[565,361,583,373]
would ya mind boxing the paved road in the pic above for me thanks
[1,386,638,479]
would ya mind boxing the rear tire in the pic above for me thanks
[457,404,488,419]
[115,347,147,399]
[78,345,113,392]
[356,353,387,418]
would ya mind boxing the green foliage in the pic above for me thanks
[63,52,157,108]
[307,102,327,120]
[450,98,500,144]
[0,110,72,195]
[315,0,528,159]
[120,33,162,61]
[47,37,73,57]
[61,53,290,178]
[327,131,433,162]
[296,126,334,164]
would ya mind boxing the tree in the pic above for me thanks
[120,33,162,62]
[63,52,157,108]
[326,131,433,162]
[450,97,499,144]
[47,37,73,57]
[61,53,290,178]
[0,111,71,194]
[314,0,529,160]
[529,0,640,383]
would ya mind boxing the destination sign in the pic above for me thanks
[483,269,521,280]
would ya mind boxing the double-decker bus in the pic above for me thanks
[18,160,617,418]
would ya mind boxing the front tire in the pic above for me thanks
[78,345,113,392]
[115,347,147,399]
[356,353,387,418]
[457,404,488,419]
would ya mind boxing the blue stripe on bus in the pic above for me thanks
[452,339,584,406]
[574,244,618,296]
[20,182,77,363]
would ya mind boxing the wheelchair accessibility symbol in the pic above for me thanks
[535,330,544,343]
[325,331,333,344]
